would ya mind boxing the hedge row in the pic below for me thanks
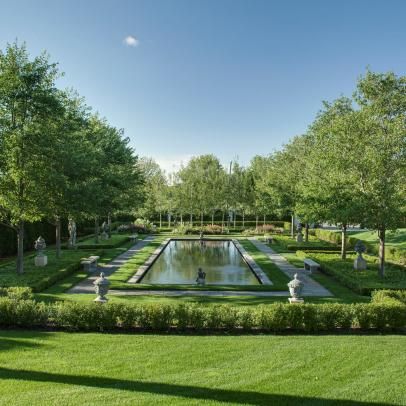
[0,299,405,332]
[156,220,291,231]
[296,250,405,296]
[310,229,405,265]
[286,245,341,252]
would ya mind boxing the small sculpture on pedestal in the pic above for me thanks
[101,221,109,240]
[353,240,367,271]
[288,273,304,303]
[94,272,110,303]
[68,219,77,248]
[196,267,206,285]
[34,236,48,266]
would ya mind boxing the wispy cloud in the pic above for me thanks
[153,154,194,174]
[123,35,139,47]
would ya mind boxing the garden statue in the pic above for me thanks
[94,272,110,303]
[101,221,109,240]
[353,240,367,271]
[196,267,206,285]
[34,236,48,267]
[296,223,304,243]
[199,230,204,240]
[68,219,77,248]
[288,273,304,303]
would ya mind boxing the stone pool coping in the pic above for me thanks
[128,237,272,286]
[232,239,272,285]
[127,238,171,283]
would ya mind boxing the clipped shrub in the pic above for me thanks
[0,286,33,300]
[1,300,405,332]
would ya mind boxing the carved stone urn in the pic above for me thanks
[94,272,110,303]
[288,273,304,303]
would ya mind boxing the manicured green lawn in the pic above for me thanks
[74,233,131,247]
[0,249,98,290]
[346,228,406,249]
[0,330,405,405]
[297,251,406,293]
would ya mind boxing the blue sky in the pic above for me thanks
[0,0,405,172]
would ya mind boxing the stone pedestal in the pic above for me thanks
[101,231,109,240]
[289,297,304,304]
[296,233,303,242]
[35,256,48,267]
[354,255,367,271]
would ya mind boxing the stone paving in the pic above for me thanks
[248,237,333,297]
[68,236,156,294]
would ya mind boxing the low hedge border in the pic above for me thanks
[296,250,405,296]
[0,297,405,332]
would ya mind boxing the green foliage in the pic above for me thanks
[0,286,33,300]
[1,298,405,332]
[296,250,406,295]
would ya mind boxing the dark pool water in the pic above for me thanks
[139,239,259,285]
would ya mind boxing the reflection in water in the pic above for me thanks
[140,240,259,285]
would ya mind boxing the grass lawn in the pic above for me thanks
[0,249,98,290]
[74,233,132,247]
[0,330,405,405]
[298,251,406,293]
[345,228,406,249]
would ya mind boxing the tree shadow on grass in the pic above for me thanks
[0,367,396,405]
[0,338,45,352]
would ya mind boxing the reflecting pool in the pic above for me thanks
[139,239,260,285]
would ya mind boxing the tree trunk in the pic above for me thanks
[200,212,203,228]
[190,213,193,227]
[180,213,183,225]
[263,214,266,225]
[291,214,294,238]
[234,213,236,229]
[211,213,214,226]
[242,212,245,228]
[255,215,259,229]
[94,217,99,244]
[221,212,225,231]
[378,227,386,278]
[305,223,309,242]
[159,212,162,229]
[168,213,171,228]
[55,216,62,259]
[16,220,25,275]
[107,213,112,238]
[341,224,347,260]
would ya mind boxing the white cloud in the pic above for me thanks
[154,154,194,175]
[124,35,139,47]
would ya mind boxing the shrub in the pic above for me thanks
[371,290,406,305]
[1,300,405,332]
[0,298,48,327]
[0,286,33,300]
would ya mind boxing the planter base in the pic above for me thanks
[289,297,304,304]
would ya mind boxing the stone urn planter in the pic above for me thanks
[288,273,304,303]
[94,272,110,303]
[353,240,367,271]
[34,236,48,267]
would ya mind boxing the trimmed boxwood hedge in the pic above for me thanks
[0,296,405,332]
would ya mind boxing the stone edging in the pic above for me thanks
[232,239,273,285]
[127,238,171,283]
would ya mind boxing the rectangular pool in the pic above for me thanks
[139,239,260,285]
